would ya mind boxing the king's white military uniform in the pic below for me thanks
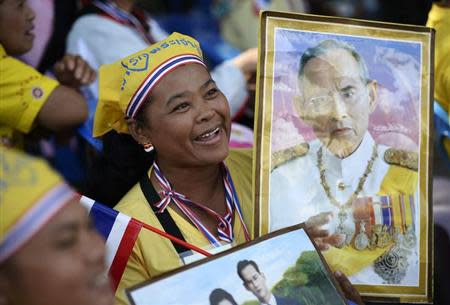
[269,132,419,285]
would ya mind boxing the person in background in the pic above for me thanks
[426,0,450,160]
[17,0,54,68]
[66,0,257,119]
[209,288,238,305]
[215,0,306,51]
[0,146,114,305]
[0,0,96,149]
[426,2,450,305]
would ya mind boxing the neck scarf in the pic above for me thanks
[152,162,250,247]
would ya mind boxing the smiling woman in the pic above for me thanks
[83,32,254,305]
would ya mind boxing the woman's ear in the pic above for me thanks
[127,118,151,145]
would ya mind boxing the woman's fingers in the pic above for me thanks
[334,270,365,305]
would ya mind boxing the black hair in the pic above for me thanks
[80,99,154,207]
[237,259,260,281]
[209,288,238,305]
[80,130,155,207]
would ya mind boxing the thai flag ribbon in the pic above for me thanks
[152,162,250,247]
[80,196,211,291]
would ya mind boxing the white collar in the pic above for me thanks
[320,132,376,181]
[261,294,277,305]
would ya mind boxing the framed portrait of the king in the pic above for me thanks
[253,11,434,303]
[127,225,347,305]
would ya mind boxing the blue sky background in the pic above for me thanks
[129,229,318,305]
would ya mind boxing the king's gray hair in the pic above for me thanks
[298,39,370,82]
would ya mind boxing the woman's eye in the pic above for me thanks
[54,235,77,249]
[173,102,189,112]
[206,88,219,97]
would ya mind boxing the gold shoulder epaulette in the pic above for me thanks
[384,148,418,171]
[271,143,309,171]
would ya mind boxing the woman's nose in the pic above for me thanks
[195,100,215,123]
[84,230,107,265]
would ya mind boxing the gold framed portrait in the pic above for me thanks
[253,11,434,303]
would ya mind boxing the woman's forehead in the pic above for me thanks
[152,64,211,99]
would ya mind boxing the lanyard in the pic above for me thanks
[92,0,155,44]
[152,162,250,247]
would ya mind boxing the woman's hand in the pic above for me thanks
[334,270,365,305]
[54,55,97,88]
[305,212,345,251]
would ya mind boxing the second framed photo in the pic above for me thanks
[127,225,347,305]
[254,11,434,302]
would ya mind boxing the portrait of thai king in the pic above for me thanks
[254,12,433,302]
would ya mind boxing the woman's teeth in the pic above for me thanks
[197,127,220,140]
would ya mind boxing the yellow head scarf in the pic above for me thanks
[93,32,206,137]
[0,147,77,263]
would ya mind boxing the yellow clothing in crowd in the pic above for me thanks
[427,3,450,114]
[427,3,450,157]
[0,146,77,263]
[114,149,254,305]
[0,44,59,147]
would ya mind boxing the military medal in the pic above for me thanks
[317,144,378,245]
[402,225,417,249]
[374,243,409,284]
[335,209,354,247]
[372,196,417,283]
[354,221,370,251]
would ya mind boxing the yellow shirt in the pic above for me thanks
[114,149,254,305]
[0,44,59,147]
[426,4,450,114]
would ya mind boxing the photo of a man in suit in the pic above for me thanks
[237,260,302,305]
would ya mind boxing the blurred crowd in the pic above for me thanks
[0,0,448,304]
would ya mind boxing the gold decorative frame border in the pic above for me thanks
[253,11,434,303]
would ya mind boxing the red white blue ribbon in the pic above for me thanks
[92,0,154,44]
[152,162,250,247]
